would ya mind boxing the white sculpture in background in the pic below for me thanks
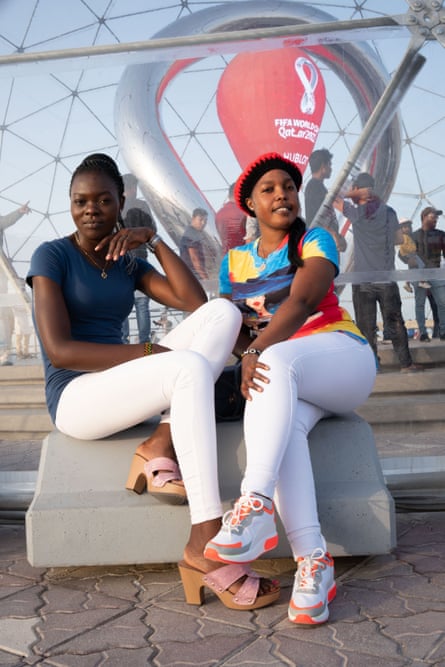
[0,202,32,365]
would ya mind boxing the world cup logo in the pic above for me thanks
[215,47,326,172]
[295,57,319,115]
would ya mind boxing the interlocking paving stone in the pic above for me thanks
[275,635,405,667]
[348,574,445,613]
[0,617,39,657]
[1,512,445,665]
[0,575,41,603]
[43,648,156,666]
[0,648,27,666]
[0,584,45,618]
[428,639,445,664]
[379,612,445,662]
[145,604,252,642]
[33,606,138,656]
[218,635,290,666]
[45,608,151,654]
[42,656,112,667]
[341,580,423,617]
[150,632,255,667]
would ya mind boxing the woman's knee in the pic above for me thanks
[259,343,295,370]
[206,297,242,326]
[173,349,213,383]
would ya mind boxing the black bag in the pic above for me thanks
[214,363,245,422]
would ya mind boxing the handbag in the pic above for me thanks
[214,362,245,422]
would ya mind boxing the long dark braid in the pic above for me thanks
[288,216,306,268]
[70,153,124,202]
[70,153,136,272]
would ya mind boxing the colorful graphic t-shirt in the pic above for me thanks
[219,226,366,341]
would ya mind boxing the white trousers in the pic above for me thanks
[55,298,242,525]
[241,332,376,558]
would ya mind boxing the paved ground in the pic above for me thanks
[1,437,445,666]
[1,512,445,666]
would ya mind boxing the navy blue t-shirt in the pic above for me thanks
[27,237,153,422]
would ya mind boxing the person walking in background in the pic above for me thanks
[304,148,347,253]
[398,217,431,292]
[0,201,32,365]
[334,173,421,372]
[0,202,31,246]
[121,173,156,343]
[179,208,209,281]
[215,182,246,254]
[398,217,440,339]
[429,291,440,338]
[204,153,376,626]
[411,207,445,342]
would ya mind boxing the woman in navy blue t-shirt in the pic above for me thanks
[27,153,279,612]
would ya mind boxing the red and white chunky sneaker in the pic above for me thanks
[204,492,278,564]
[288,547,336,626]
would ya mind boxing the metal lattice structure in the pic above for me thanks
[0,0,445,514]
[0,0,444,279]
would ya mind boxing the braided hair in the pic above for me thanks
[70,153,137,273]
[287,216,306,268]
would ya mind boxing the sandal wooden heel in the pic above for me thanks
[178,562,206,605]
[177,561,280,610]
[125,453,147,494]
[125,453,187,504]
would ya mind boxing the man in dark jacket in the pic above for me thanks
[335,172,420,372]
[304,148,347,253]
[412,207,445,341]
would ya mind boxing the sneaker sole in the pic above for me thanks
[288,582,337,626]
[204,534,279,564]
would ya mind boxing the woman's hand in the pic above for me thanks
[240,354,270,401]
[95,227,154,261]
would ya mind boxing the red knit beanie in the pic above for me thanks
[234,152,302,216]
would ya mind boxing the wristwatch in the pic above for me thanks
[241,348,262,358]
[146,233,162,253]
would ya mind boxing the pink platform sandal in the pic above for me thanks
[178,561,280,610]
[126,453,187,505]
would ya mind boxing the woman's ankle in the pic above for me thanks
[135,423,175,461]
[184,518,222,566]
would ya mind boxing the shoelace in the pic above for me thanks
[295,547,327,592]
[222,494,265,532]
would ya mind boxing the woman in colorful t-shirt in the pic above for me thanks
[205,153,376,626]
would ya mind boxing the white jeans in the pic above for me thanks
[55,298,242,525]
[240,332,376,558]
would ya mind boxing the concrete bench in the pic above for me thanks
[26,413,395,567]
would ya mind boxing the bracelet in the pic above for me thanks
[241,348,262,358]
[146,233,162,253]
[143,342,153,356]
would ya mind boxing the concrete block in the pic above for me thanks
[26,413,395,567]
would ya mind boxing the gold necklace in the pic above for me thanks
[258,238,267,258]
[74,232,110,279]
[258,237,283,259]
[257,238,267,271]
